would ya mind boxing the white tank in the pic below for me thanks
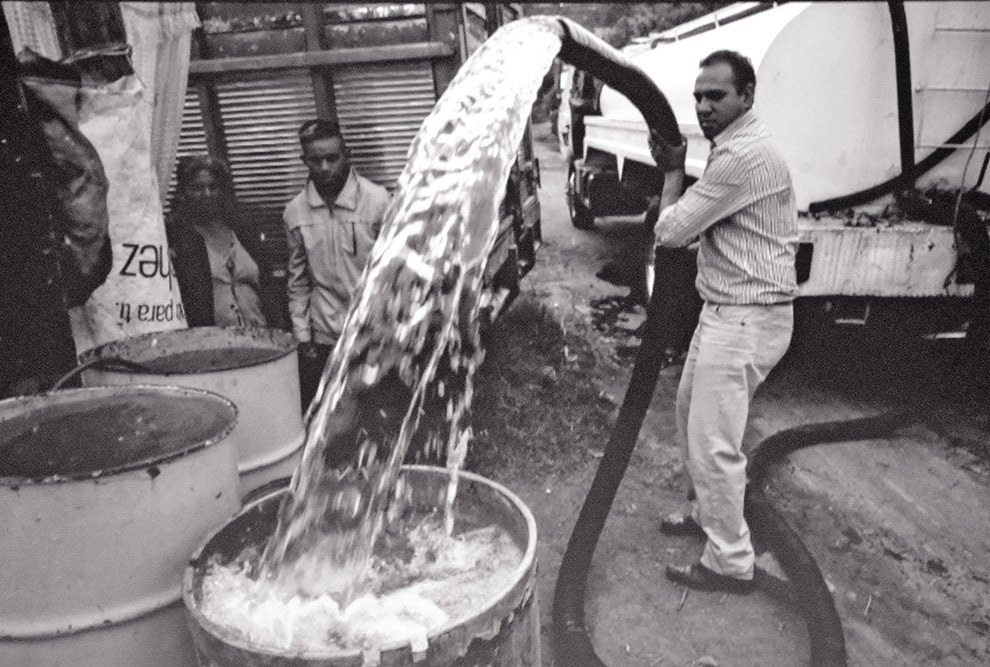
[597,1,990,211]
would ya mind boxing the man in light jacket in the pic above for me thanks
[283,119,389,410]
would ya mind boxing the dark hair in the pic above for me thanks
[171,154,239,226]
[700,50,756,94]
[298,118,344,148]
[176,154,233,195]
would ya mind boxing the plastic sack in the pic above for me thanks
[18,48,112,309]
[19,46,186,353]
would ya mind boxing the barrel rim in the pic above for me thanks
[181,464,539,662]
[78,325,299,375]
[0,385,238,486]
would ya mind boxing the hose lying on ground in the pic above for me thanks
[552,312,917,667]
[745,411,917,667]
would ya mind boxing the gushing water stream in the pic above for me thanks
[256,19,563,604]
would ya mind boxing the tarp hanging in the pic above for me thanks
[1,1,61,60]
[119,2,199,205]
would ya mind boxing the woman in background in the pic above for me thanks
[167,154,270,328]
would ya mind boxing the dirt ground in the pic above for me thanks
[466,122,990,666]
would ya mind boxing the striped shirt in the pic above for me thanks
[655,110,798,305]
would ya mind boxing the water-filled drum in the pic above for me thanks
[80,326,305,498]
[0,385,241,667]
[183,465,541,666]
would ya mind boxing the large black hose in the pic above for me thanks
[552,273,671,667]
[538,17,684,149]
[745,410,917,667]
[538,17,681,666]
[554,282,916,665]
[888,0,915,192]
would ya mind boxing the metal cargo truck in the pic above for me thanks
[175,2,542,328]
[565,1,990,341]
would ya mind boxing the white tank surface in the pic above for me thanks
[593,1,990,212]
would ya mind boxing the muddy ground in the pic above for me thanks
[466,122,990,666]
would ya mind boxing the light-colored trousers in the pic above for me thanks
[676,302,793,579]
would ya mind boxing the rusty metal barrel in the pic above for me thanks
[0,385,241,667]
[79,326,305,499]
[183,465,541,666]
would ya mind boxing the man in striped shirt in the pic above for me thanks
[648,50,798,594]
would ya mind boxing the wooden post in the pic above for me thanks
[299,2,336,121]
[425,3,463,99]
[189,27,229,161]
[484,4,501,35]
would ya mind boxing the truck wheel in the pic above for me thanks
[567,166,595,229]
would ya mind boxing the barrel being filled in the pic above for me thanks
[199,513,521,653]
[259,17,563,601]
[186,16,574,665]
[185,466,539,666]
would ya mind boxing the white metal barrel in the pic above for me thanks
[80,326,305,498]
[0,385,241,667]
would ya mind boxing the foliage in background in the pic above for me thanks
[523,2,728,48]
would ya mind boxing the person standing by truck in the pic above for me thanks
[648,50,798,593]
[283,119,390,411]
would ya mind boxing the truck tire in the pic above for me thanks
[567,165,595,229]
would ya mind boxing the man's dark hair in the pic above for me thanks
[700,50,756,94]
[298,118,344,148]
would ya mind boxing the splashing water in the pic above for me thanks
[257,19,563,603]
[201,511,522,655]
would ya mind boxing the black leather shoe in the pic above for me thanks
[659,512,705,537]
[665,563,755,594]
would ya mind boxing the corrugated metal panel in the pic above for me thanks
[215,72,317,212]
[213,72,318,268]
[332,60,436,189]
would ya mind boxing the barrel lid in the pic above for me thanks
[0,385,237,484]
[78,325,298,375]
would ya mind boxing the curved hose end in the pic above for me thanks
[545,15,681,147]
[553,16,581,43]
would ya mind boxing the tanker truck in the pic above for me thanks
[566,1,990,344]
